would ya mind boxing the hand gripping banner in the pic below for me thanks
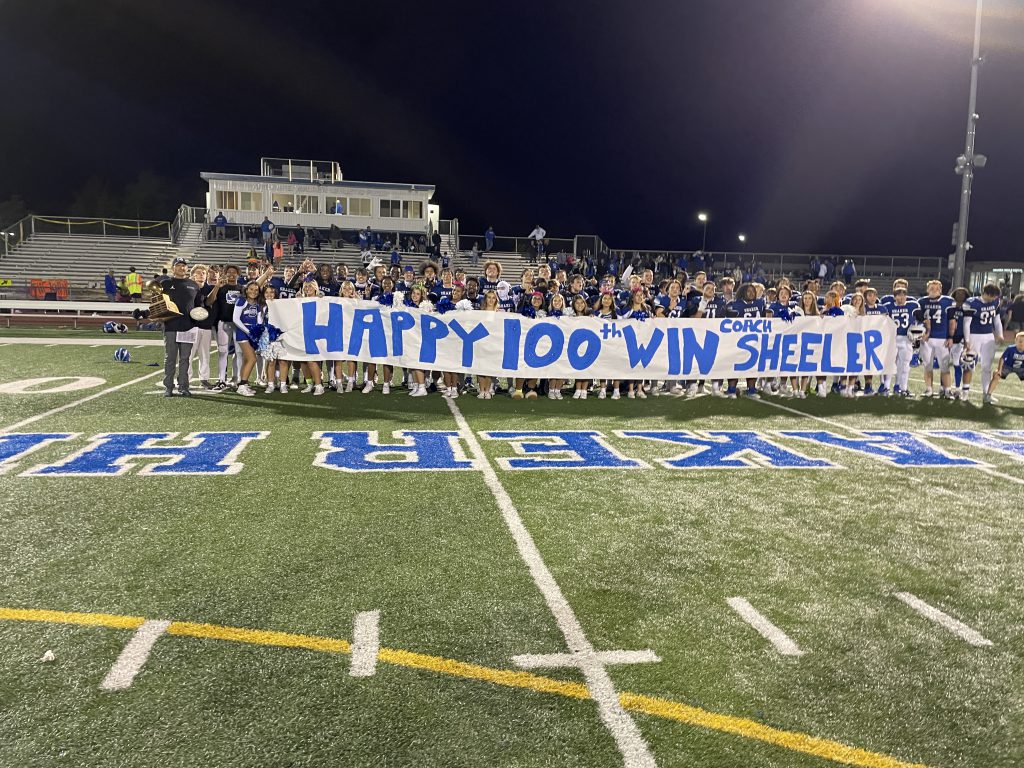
[268,298,896,378]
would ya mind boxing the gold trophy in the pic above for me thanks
[136,280,182,322]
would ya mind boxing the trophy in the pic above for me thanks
[132,280,182,322]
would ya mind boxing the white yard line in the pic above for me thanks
[349,610,380,678]
[0,370,164,433]
[726,597,805,657]
[975,467,1024,486]
[0,337,163,347]
[893,592,993,647]
[513,650,660,669]
[99,619,171,690]
[445,398,656,768]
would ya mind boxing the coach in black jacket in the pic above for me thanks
[160,257,200,397]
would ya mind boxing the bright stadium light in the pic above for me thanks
[697,212,709,250]
[738,234,747,244]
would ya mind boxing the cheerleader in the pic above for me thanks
[594,292,621,399]
[232,281,266,397]
[333,281,359,392]
[405,285,431,397]
[766,285,800,397]
[260,284,290,394]
[374,276,397,395]
[619,290,651,399]
[546,293,568,400]
[510,292,546,399]
[570,296,592,399]
[475,290,502,399]
[297,279,325,395]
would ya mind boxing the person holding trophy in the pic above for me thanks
[155,256,201,397]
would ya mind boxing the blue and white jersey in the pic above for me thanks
[657,295,687,318]
[965,297,999,335]
[824,306,846,317]
[880,294,896,306]
[727,298,766,318]
[767,301,797,320]
[479,278,500,295]
[696,295,727,318]
[919,295,955,339]
[619,308,650,321]
[595,309,617,321]
[945,304,971,343]
[430,284,455,303]
[863,302,887,316]
[887,300,920,336]
[1001,346,1024,371]
[233,299,264,342]
[499,293,517,312]
[376,292,396,308]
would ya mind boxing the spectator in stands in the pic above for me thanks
[261,217,275,244]
[286,230,297,258]
[213,211,228,240]
[469,242,481,267]
[248,226,260,247]
[528,224,547,249]
[485,226,495,252]
[104,269,117,302]
[273,239,284,264]
[842,259,856,284]
[358,228,369,251]
[333,198,344,214]
[294,226,305,254]
[431,230,442,258]
[125,267,143,302]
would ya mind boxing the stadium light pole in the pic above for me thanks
[697,212,709,251]
[951,0,986,290]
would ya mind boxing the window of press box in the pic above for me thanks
[271,193,295,213]
[296,195,320,214]
[348,197,372,216]
[403,200,423,219]
[329,198,346,214]
[380,199,401,218]
[215,190,238,210]
[240,191,263,211]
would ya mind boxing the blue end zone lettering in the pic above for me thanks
[926,430,1024,462]
[482,431,647,470]
[617,430,835,469]
[779,430,985,467]
[0,433,75,474]
[23,432,267,476]
[314,431,473,472]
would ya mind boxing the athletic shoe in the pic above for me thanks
[237,384,256,397]
[959,389,970,401]
[745,389,760,399]
[410,385,426,397]
[598,388,606,399]
[361,381,374,394]
[477,391,488,399]
[163,390,174,398]
[712,383,723,397]
[211,381,227,392]
[863,386,874,396]
[983,394,997,404]
[201,380,214,390]
[511,389,523,399]
[525,390,537,399]
[610,390,621,400]
[636,389,647,399]
[313,385,324,396]
[922,388,933,398]
[687,384,698,397]
[279,383,289,394]
[548,391,559,400]
[301,383,314,394]
[179,390,191,397]
[580,390,588,400]
[264,383,276,394]
[382,383,390,395]
[628,390,636,399]
[817,383,827,398]
[671,384,684,394]
[345,378,355,393]
[572,390,581,399]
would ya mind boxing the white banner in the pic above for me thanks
[267,298,896,378]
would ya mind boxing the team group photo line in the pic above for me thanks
[140,251,1024,404]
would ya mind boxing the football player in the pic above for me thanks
[945,287,973,400]
[885,286,921,397]
[964,284,1004,404]
[987,331,1024,403]
[918,280,955,398]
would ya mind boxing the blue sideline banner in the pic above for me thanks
[268,298,896,378]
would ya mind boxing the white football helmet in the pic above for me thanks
[908,324,926,342]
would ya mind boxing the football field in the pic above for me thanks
[0,330,1022,768]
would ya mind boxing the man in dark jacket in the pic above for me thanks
[160,256,200,397]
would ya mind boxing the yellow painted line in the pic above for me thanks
[0,607,145,630]
[0,606,929,768]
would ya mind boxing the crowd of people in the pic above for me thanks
[150,254,1024,405]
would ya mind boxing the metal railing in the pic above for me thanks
[0,214,33,259]
[171,204,207,243]
[457,232,575,257]
[18,215,172,241]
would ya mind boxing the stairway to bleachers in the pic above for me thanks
[0,234,177,297]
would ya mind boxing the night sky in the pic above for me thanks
[2,0,1023,260]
